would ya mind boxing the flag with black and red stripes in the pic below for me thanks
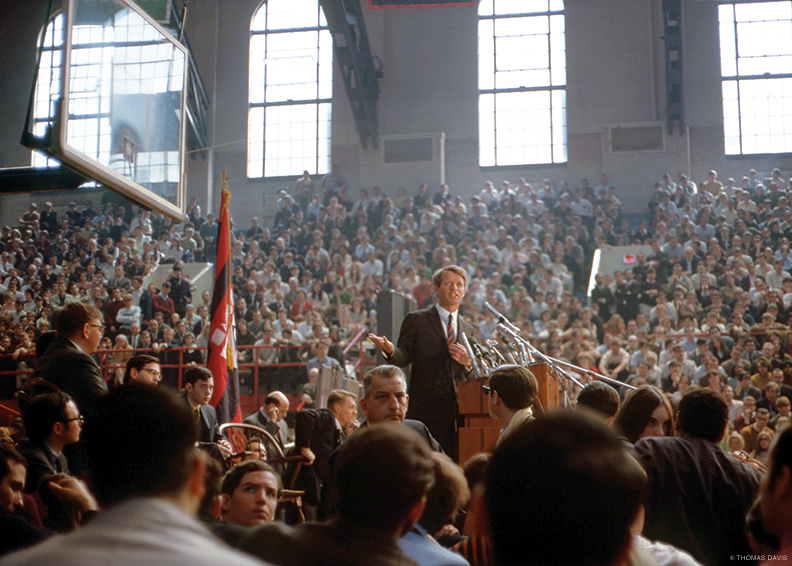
[207,169,241,423]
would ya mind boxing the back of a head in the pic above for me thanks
[23,392,70,444]
[82,384,197,506]
[55,303,101,337]
[35,331,58,357]
[486,411,644,566]
[334,424,434,531]
[488,365,538,410]
[419,452,470,535]
[576,382,620,420]
[767,424,792,490]
[677,389,728,442]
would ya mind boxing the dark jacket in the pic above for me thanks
[385,306,474,461]
[31,335,108,417]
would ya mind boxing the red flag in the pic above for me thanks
[207,169,241,423]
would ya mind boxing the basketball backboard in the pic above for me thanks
[34,0,189,221]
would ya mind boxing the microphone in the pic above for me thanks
[460,332,484,379]
[484,302,519,332]
[485,339,509,365]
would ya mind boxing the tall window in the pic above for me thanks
[33,14,69,167]
[720,1,792,155]
[478,0,566,167]
[248,0,332,178]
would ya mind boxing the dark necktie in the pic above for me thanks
[447,315,455,345]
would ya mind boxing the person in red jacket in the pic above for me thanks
[152,282,175,320]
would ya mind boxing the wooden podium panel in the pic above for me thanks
[457,377,498,465]
[456,364,558,464]
[529,362,559,414]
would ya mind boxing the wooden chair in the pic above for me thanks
[14,377,62,415]
[219,423,307,523]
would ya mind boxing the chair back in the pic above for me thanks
[14,378,63,415]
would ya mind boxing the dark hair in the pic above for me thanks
[183,366,213,387]
[487,365,538,410]
[677,389,729,442]
[362,365,406,400]
[613,385,674,444]
[0,443,26,480]
[463,452,490,490]
[745,498,780,551]
[199,454,225,520]
[23,392,72,444]
[767,425,792,492]
[123,354,160,385]
[333,424,434,529]
[263,394,280,408]
[419,452,470,534]
[486,411,644,566]
[221,460,282,498]
[55,302,102,336]
[82,385,197,505]
[576,381,620,419]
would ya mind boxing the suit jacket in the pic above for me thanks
[358,419,444,453]
[137,290,153,321]
[243,409,287,476]
[240,518,418,566]
[386,306,474,460]
[169,277,192,316]
[108,276,131,292]
[289,408,341,506]
[243,409,284,448]
[179,392,223,444]
[31,335,108,417]
[17,440,69,494]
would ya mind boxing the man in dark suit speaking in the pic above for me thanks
[369,265,473,461]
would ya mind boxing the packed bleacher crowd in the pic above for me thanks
[2,167,792,434]
[1,165,792,565]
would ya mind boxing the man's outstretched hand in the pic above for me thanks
[368,334,394,357]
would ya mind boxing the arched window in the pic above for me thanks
[248,0,332,178]
[720,1,792,155]
[478,0,566,167]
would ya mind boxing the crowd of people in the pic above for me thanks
[1,164,792,565]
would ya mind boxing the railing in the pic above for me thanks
[0,339,378,414]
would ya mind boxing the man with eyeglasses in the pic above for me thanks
[31,302,108,418]
[484,365,538,447]
[123,355,162,387]
[17,392,83,494]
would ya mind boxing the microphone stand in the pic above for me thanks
[485,302,586,391]
[486,301,638,392]
[495,322,586,391]
[547,355,637,391]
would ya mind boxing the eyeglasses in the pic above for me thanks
[64,416,84,424]
[89,323,106,332]
[140,368,162,378]
[482,384,494,396]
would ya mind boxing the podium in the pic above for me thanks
[457,363,558,464]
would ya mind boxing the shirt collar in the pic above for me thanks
[436,304,455,324]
